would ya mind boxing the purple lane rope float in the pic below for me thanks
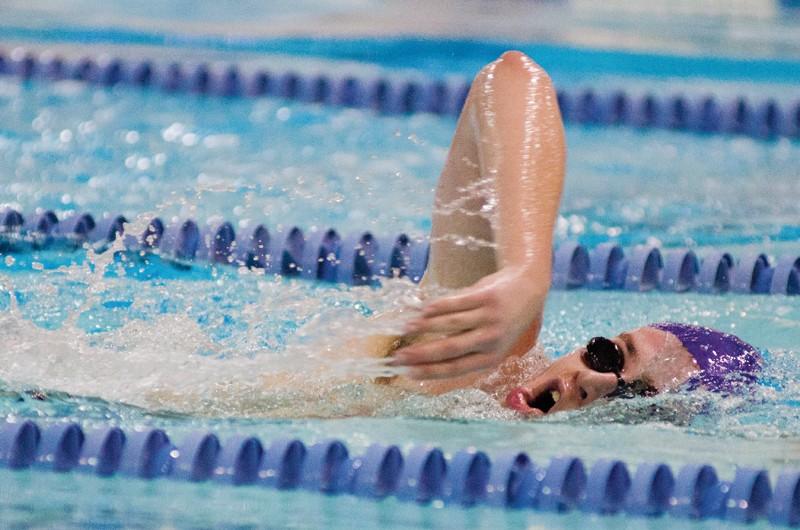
[1,208,798,295]
[0,47,799,139]
[0,419,798,526]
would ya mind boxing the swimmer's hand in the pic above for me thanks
[390,266,547,379]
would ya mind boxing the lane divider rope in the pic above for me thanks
[1,208,798,295]
[0,47,799,139]
[0,420,798,526]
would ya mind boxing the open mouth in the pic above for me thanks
[505,381,563,415]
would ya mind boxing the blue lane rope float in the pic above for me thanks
[0,47,799,140]
[626,462,675,516]
[1,420,799,526]
[1,208,798,296]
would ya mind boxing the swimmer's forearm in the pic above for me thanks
[473,53,565,281]
[393,52,564,380]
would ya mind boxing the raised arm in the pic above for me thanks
[391,50,566,380]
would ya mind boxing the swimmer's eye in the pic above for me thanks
[583,336,655,400]
[582,336,625,374]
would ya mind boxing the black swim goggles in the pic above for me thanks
[582,336,656,398]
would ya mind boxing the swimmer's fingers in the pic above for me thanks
[391,327,498,365]
[404,351,499,380]
[404,308,486,334]
[419,287,487,318]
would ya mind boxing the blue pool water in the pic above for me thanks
[1,78,798,249]
[5,0,800,61]
[0,36,799,530]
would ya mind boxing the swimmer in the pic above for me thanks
[501,323,761,416]
[365,50,762,416]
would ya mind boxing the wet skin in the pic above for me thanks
[505,326,699,416]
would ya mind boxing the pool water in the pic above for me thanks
[1,78,798,248]
[0,59,799,526]
[4,0,800,61]
[1,465,772,530]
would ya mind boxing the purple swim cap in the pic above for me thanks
[650,322,761,392]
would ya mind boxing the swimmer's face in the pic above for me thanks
[505,326,698,416]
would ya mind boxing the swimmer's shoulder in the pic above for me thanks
[357,334,405,359]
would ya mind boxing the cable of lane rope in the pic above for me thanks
[0,47,798,139]
[1,208,798,295]
[0,419,798,525]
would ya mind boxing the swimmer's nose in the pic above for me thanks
[573,371,618,403]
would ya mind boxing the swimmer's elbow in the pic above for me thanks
[471,50,555,100]
[496,51,553,85]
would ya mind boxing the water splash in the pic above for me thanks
[0,247,797,437]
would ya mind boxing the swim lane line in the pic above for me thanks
[1,209,798,295]
[0,419,798,525]
[0,46,799,139]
